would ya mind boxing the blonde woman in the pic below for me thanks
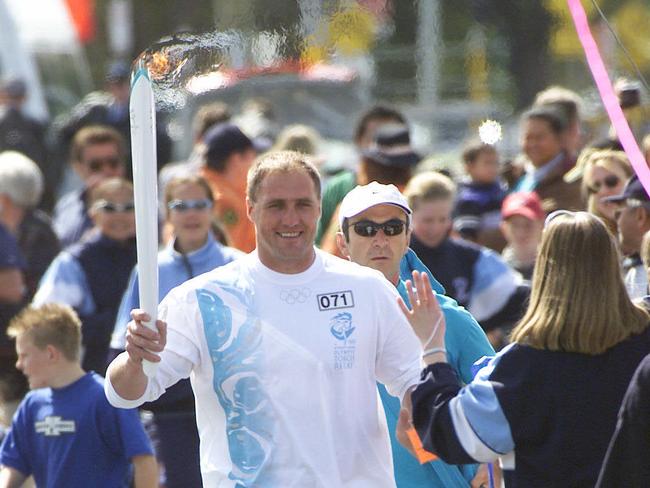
[581,150,633,233]
[399,211,650,488]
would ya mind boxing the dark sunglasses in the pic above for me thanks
[587,174,620,195]
[351,219,407,237]
[92,200,135,213]
[86,156,122,173]
[167,199,213,212]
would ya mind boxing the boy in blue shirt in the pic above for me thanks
[0,303,156,488]
[336,182,494,488]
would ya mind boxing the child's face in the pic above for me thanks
[15,334,53,389]
[501,215,543,249]
[90,187,136,242]
[466,150,499,184]
[411,199,453,248]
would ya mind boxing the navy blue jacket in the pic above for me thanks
[69,232,136,373]
[412,325,650,488]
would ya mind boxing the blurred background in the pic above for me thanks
[1,0,649,169]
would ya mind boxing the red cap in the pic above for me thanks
[502,192,544,221]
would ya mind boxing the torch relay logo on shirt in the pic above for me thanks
[330,312,356,370]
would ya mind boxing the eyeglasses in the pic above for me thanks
[351,219,407,237]
[167,199,213,212]
[86,156,122,173]
[586,174,620,195]
[92,200,135,213]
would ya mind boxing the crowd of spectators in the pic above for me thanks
[0,61,650,488]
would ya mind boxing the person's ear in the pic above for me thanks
[45,344,60,362]
[246,197,254,222]
[336,232,351,260]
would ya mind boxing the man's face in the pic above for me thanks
[90,187,136,242]
[521,118,563,168]
[247,170,321,273]
[15,334,53,389]
[337,204,410,284]
[616,204,650,255]
[411,199,453,248]
[74,142,125,187]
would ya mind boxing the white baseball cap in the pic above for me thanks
[338,182,412,229]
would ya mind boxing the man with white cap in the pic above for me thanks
[336,182,495,488]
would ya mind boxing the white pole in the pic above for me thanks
[130,63,159,378]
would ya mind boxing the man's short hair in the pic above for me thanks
[404,171,456,211]
[534,85,582,126]
[462,140,497,165]
[247,150,321,203]
[193,102,232,140]
[353,105,406,144]
[522,106,567,136]
[7,304,82,362]
[70,125,126,164]
[0,151,44,208]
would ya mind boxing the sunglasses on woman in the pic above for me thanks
[92,200,135,213]
[167,199,213,212]
[350,219,407,237]
[587,174,620,195]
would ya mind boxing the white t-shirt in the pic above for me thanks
[106,250,422,487]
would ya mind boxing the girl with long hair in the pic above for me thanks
[400,212,650,488]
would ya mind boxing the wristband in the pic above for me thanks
[423,347,446,358]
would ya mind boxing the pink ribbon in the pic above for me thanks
[567,0,650,196]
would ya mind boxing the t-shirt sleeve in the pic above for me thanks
[373,278,423,400]
[0,399,32,476]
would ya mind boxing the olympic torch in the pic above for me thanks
[130,61,159,377]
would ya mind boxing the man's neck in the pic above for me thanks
[48,364,86,389]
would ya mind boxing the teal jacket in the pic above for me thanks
[377,249,495,487]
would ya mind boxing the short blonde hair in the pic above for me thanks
[403,171,456,211]
[247,150,321,203]
[510,212,649,354]
[272,125,321,155]
[7,304,82,361]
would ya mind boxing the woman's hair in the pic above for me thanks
[88,177,133,206]
[510,212,649,354]
[164,175,214,206]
